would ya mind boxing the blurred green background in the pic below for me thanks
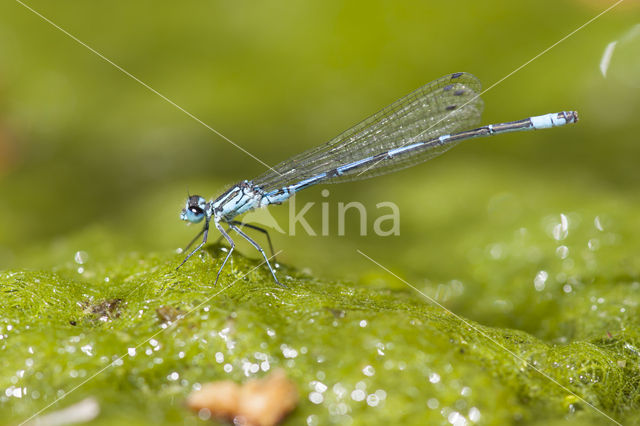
[0,0,638,292]
[3,1,640,424]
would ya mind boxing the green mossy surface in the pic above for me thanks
[1,2,640,425]
[2,204,640,425]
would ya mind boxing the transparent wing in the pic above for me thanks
[253,72,484,191]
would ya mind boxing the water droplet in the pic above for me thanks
[351,389,366,401]
[198,408,211,420]
[599,24,640,87]
[309,392,323,404]
[281,344,298,358]
[556,245,569,259]
[80,345,93,356]
[366,393,380,407]
[333,383,347,399]
[552,214,569,241]
[312,381,327,393]
[469,407,481,422]
[534,271,548,291]
[488,244,503,260]
[74,251,88,264]
[447,411,466,426]
[362,365,375,376]
[594,216,604,231]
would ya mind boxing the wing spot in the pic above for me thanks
[451,72,463,79]
[446,105,457,111]
[454,90,465,96]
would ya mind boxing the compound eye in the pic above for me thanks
[180,195,207,223]
[183,207,204,223]
[189,206,204,215]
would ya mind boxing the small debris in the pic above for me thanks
[327,308,346,319]
[82,298,123,321]
[186,369,298,426]
[156,305,182,323]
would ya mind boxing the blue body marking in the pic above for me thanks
[178,72,578,286]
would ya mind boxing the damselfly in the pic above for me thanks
[178,72,578,286]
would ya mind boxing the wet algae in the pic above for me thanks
[1,235,639,426]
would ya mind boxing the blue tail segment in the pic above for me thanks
[258,110,578,206]
[179,70,579,287]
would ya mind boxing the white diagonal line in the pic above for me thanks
[14,0,282,176]
[19,250,283,426]
[355,0,625,178]
[357,249,621,426]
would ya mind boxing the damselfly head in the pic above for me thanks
[181,195,207,223]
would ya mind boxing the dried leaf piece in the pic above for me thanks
[237,369,298,426]
[187,381,240,420]
[186,369,298,426]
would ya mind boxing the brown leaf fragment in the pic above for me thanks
[186,381,240,420]
[156,305,182,323]
[186,369,298,426]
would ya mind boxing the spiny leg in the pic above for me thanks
[229,220,276,260]
[229,223,286,288]
[177,219,210,269]
[213,225,233,246]
[214,222,235,286]
[213,221,276,261]
[183,227,205,252]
